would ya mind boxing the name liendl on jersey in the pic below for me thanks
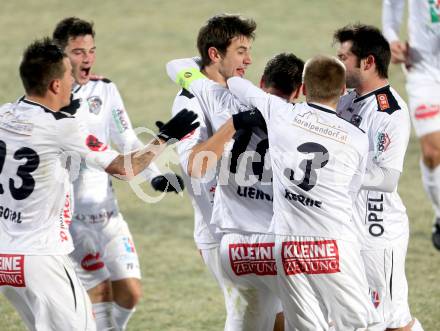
[0,205,22,223]
[237,186,273,201]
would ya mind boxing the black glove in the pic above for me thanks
[156,109,199,143]
[151,173,185,193]
[60,95,81,115]
[232,108,266,131]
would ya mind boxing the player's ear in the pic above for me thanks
[292,84,302,100]
[340,84,346,96]
[259,77,265,89]
[362,55,375,71]
[207,46,221,63]
[48,78,61,95]
[302,84,307,97]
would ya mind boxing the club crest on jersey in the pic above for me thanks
[371,290,381,308]
[281,240,340,275]
[415,104,440,120]
[0,255,26,287]
[229,243,277,276]
[377,94,390,111]
[86,135,108,152]
[87,96,102,115]
[376,132,390,153]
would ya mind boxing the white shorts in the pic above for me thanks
[361,237,412,328]
[406,71,440,137]
[219,233,282,331]
[70,212,141,290]
[0,254,95,331]
[275,235,380,331]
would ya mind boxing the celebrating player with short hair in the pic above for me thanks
[167,52,304,331]
[0,37,198,331]
[334,23,424,331]
[52,16,187,330]
[226,54,380,330]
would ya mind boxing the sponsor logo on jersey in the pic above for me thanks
[87,96,102,115]
[0,111,33,135]
[377,94,390,111]
[281,240,340,275]
[371,290,381,308]
[429,0,440,23]
[414,104,440,120]
[229,242,277,276]
[81,253,105,271]
[0,254,25,287]
[293,111,348,144]
[376,132,390,153]
[112,108,129,133]
[123,237,136,253]
[367,193,384,237]
[86,135,108,152]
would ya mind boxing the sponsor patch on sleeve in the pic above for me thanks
[85,135,108,152]
[0,254,26,287]
[281,240,340,275]
[229,242,277,276]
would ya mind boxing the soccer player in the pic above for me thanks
[51,17,186,330]
[167,52,304,331]
[382,0,440,250]
[225,55,380,330]
[167,14,277,331]
[334,24,423,331]
[0,38,198,331]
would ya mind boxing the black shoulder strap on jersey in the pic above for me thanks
[90,77,112,83]
[375,87,401,115]
[179,88,194,99]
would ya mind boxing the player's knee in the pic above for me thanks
[88,280,113,303]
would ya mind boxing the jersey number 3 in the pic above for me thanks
[0,140,40,200]
[284,142,329,191]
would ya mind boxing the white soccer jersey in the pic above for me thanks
[171,89,219,249]
[383,0,440,74]
[0,98,118,255]
[168,60,274,234]
[337,86,411,249]
[72,79,161,222]
[228,77,369,241]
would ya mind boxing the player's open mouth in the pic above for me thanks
[80,67,91,78]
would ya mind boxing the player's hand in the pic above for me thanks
[60,95,81,115]
[151,173,185,193]
[389,41,408,64]
[156,109,199,143]
[232,108,266,131]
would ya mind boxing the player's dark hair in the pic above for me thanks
[303,55,345,103]
[333,24,391,79]
[52,17,95,50]
[19,37,67,97]
[197,14,256,67]
[262,53,304,97]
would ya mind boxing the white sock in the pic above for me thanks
[412,318,424,331]
[112,303,136,331]
[419,159,440,219]
[92,302,118,331]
